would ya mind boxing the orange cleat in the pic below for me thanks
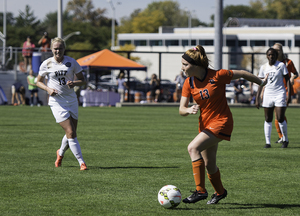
[80,163,87,171]
[55,149,64,167]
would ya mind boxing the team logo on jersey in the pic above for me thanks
[55,70,68,77]
[209,79,215,84]
[65,62,71,67]
[269,72,276,84]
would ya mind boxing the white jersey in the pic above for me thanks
[258,61,288,96]
[39,56,82,106]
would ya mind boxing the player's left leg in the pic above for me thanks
[275,106,289,148]
[183,131,221,204]
[274,108,286,143]
[201,141,227,204]
[59,117,87,170]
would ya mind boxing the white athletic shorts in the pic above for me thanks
[50,101,78,123]
[262,93,286,108]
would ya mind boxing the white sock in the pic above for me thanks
[68,138,85,165]
[59,135,69,156]
[278,120,288,142]
[264,121,272,144]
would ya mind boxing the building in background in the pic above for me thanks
[116,18,300,81]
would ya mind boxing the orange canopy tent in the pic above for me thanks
[77,49,147,71]
[77,49,147,97]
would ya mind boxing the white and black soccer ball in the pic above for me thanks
[157,185,182,209]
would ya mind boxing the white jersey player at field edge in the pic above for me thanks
[36,37,87,171]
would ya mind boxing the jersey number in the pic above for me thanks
[199,89,210,100]
[58,77,66,85]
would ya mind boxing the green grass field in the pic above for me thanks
[1,105,300,216]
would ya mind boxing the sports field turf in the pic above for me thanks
[0,105,299,215]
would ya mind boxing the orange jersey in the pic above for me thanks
[182,69,234,141]
[293,77,300,94]
[283,58,297,96]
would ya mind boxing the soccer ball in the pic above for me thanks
[158,185,182,209]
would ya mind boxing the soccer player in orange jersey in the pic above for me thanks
[179,45,268,204]
[273,43,298,144]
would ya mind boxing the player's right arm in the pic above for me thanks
[36,75,58,96]
[179,96,199,116]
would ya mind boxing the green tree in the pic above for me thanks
[9,5,42,47]
[118,9,141,33]
[15,5,40,28]
[132,10,166,33]
[146,1,181,26]
[249,0,267,17]
[68,41,94,60]
[66,0,109,27]
[146,1,205,27]
[63,20,111,50]
[221,0,300,24]
[0,12,15,26]
[223,5,261,22]
[118,1,204,33]
[262,0,300,19]
[39,11,72,40]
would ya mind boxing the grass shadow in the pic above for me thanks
[224,203,300,209]
[63,166,180,169]
[94,166,180,169]
[171,203,300,211]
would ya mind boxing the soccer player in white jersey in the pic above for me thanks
[36,37,87,170]
[255,48,291,148]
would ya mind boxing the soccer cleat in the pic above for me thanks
[207,189,227,204]
[80,163,87,171]
[183,190,208,203]
[281,141,289,148]
[55,149,63,167]
[264,144,271,148]
[275,137,283,144]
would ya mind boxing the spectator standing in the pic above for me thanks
[27,69,40,106]
[116,71,127,103]
[38,32,51,52]
[36,37,87,171]
[38,32,51,62]
[22,36,35,72]
[175,71,187,102]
